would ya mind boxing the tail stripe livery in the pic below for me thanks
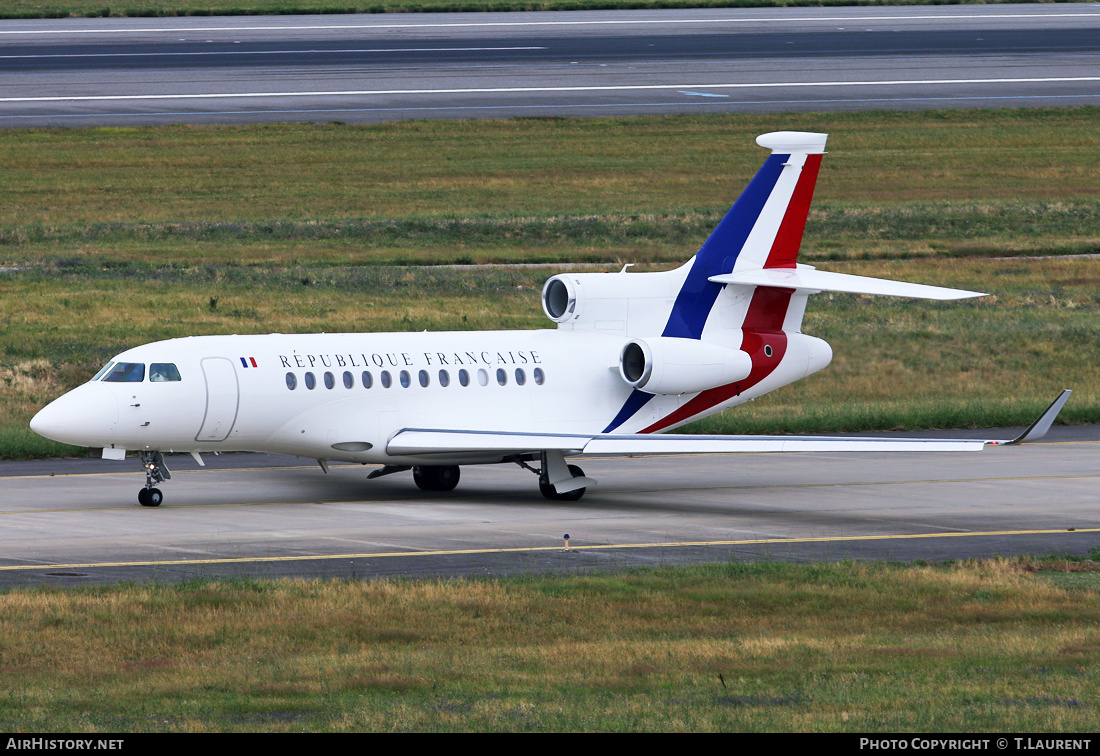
[640,287,793,434]
[661,152,788,341]
[603,133,826,433]
[763,153,822,270]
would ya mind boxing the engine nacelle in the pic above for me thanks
[541,268,686,336]
[542,275,581,323]
[619,337,753,395]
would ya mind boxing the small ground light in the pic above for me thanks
[563,534,570,549]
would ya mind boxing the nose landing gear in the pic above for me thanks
[138,451,170,507]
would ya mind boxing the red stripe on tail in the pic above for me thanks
[639,287,793,433]
[763,154,822,270]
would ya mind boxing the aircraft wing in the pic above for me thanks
[387,429,984,457]
[386,391,1070,457]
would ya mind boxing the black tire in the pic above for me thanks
[434,465,460,492]
[412,465,461,492]
[138,488,163,507]
[540,464,586,501]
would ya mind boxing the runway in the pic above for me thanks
[2,4,1099,126]
[1,424,1097,586]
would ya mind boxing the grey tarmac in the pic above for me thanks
[0,424,1096,587]
[1,4,1099,126]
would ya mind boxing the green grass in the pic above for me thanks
[1,560,1099,731]
[3,110,1099,266]
[0,0,1056,20]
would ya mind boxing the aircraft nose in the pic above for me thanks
[30,383,119,447]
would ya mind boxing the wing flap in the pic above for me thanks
[582,434,986,455]
[387,429,588,456]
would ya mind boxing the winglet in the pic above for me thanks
[988,390,1073,445]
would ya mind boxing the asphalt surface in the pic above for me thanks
[2,4,1099,125]
[1,423,1096,587]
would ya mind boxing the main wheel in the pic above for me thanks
[138,487,163,507]
[539,464,586,502]
[412,465,461,492]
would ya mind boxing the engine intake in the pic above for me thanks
[619,337,753,395]
[542,276,577,323]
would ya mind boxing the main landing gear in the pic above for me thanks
[372,453,592,500]
[511,450,592,501]
[539,464,587,502]
[138,451,170,507]
[412,465,461,492]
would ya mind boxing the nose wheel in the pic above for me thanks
[138,487,163,507]
[138,451,171,507]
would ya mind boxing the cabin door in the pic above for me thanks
[194,357,240,442]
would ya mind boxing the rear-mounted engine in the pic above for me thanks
[618,337,753,395]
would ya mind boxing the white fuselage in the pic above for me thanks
[31,325,832,465]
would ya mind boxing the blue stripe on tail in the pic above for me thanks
[661,153,788,340]
[602,153,789,433]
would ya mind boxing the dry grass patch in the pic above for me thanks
[2,561,1100,730]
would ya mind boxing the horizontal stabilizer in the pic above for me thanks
[710,267,985,300]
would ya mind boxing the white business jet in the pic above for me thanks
[30,132,1070,507]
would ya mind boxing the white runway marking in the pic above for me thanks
[3,76,1098,103]
[0,47,547,60]
[1,12,1098,35]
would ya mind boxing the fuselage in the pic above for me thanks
[30,324,832,465]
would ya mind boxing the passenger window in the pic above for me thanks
[399,370,411,388]
[92,362,115,382]
[418,369,430,388]
[362,371,373,389]
[324,372,335,389]
[533,368,545,385]
[515,368,526,386]
[286,372,297,390]
[438,369,450,388]
[477,369,488,387]
[343,371,354,389]
[103,362,145,383]
[380,371,392,388]
[149,363,181,382]
[458,369,470,387]
[305,372,316,390]
[496,368,507,386]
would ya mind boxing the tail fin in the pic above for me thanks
[701,131,827,272]
[661,132,827,340]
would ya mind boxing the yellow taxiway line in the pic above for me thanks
[2,527,1098,572]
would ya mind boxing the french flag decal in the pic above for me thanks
[239,357,258,368]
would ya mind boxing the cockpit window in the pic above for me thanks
[91,361,115,382]
[102,362,145,383]
[149,363,181,382]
